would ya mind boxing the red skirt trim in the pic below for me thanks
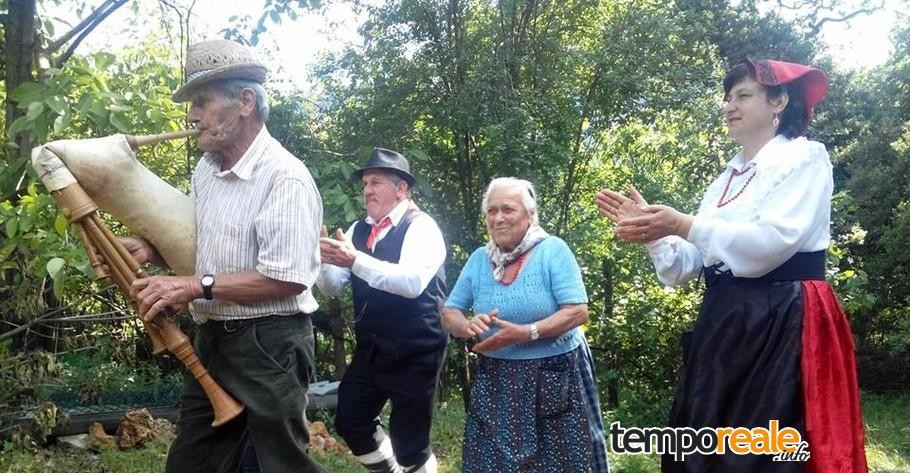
[800,280,868,473]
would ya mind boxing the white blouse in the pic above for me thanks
[645,135,833,287]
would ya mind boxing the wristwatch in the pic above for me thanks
[200,274,215,300]
[529,323,540,341]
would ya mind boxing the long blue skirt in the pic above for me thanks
[462,342,609,473]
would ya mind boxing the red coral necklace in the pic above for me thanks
[716,167,757,208]
[500,252,527,285]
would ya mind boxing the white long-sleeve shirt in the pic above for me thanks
[646,135,833,287]
[316,199,447,298]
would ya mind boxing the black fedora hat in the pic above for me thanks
[352,148,416,186]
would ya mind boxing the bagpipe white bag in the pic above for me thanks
[30,130,198,275]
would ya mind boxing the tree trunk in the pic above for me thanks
[328,298,347,379]
[22,283,59,352]
[456,340,471,411]
[602,258,619,408]
[5,0,37,162]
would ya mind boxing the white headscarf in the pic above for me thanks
[486,224,549,281]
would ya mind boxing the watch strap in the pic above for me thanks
[529,323,540,341]
[202,274,215,300]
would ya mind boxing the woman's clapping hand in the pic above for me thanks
[595,187,648,224]
[471,310,534,354]
[596,187,693,243]
[467,309,499,337]
[443,308,548,353]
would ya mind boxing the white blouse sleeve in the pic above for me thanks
[645,236,705,287]
[686,142,832,278]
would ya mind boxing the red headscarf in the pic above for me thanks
[745,58,829,119]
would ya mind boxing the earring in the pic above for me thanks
[772,114,780,127]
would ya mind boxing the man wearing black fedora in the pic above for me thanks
[124,39,326,473]
[318,148,447,473]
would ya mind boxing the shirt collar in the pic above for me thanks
[205,125,270,180]
[724,134,792,172]
[365,199,413,226]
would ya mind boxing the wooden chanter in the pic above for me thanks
[33,129,244,427]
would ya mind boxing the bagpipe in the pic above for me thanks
[31,129,243,427]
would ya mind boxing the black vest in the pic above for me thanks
[351,209,447,357]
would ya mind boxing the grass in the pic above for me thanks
[0,435,172,473]
[863,392,910,473]
[2,392,908,472]
[308,399,466,473]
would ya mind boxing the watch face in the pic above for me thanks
[201,275,214,286]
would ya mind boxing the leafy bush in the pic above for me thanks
[53,346,181,407]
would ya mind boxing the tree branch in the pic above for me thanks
[47,0,120,53]
[773,0,886,36]
[0,284,117,342]
[53,0,130,68]
[809,2,885,35]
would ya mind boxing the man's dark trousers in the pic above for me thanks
[165,314,326,473]
[335,340,446,467]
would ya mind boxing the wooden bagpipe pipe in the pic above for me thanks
[30,129,243,427]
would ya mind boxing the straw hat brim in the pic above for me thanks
[172,63,268,102]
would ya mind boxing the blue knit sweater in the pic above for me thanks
[445,236,587,360]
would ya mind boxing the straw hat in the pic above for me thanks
[172,40,268,103]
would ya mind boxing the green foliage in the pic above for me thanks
[0,36,190,443]
[0,38,189,333]
[0,351,58,410]
[221,0,325,46]
[315,0,723,251]
[0,341,179,448]
[0,181,86,320]
[1,4,909,466]
[5,44,189,189]
[675,0,817,67]
[828,192,877,316]
[53,342,181,406]
[833,25,910,309]
[267,94,364,228]
[608,452,660,473]
[818,23,910,392]
[0,350,63,448]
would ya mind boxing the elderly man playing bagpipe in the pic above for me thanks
[124,40,327,473]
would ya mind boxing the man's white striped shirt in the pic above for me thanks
[189,126,322,321]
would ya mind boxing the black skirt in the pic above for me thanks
[661,279,807,473]
[662,250,867,473]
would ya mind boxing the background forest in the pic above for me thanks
[1,0,910,471]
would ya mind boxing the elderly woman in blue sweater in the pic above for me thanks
[441,177,609,473]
